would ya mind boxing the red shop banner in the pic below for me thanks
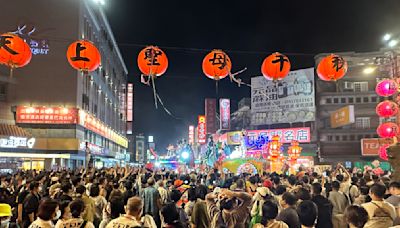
[16,106,79,124]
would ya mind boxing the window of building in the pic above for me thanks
[348,97,354,103]
[333,98,339,104]
[349,135,355,141]
[356,97,362,103]
[342,135,348,141]
[326,98,332,104]
[363,97,369,103]
[357,135,363,141]
[335,135,340,141]
[371,97,378,103]
[354,82,368,92]
[341,98,346,103]
[355,117,370,129]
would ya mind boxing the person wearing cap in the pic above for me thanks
[141,177,161,227]
[250,187,276,227]
[0,203,16,228]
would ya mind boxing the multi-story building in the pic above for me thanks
[0,0,129,170]
[315,51,392,166]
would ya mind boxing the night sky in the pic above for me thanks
[105,0,400,152]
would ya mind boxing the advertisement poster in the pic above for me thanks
[251,68,315,125]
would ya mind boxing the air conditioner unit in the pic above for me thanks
[344,81,354,90]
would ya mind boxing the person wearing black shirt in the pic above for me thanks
[311,183,333,228]
[22,181,40,228]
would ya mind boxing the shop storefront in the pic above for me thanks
[0,135,85,171]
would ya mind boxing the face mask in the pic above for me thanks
[54,210,61,220]
[0,219,10,228]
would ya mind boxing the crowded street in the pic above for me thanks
[1,0,400,228]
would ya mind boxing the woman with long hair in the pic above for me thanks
[29,199,59,228]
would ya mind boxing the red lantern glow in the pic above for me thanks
[376,100,399,118]
[379,144,389,161]
[288,140,302,161]
[202,50,232,80]
[317,54,347,81]
[67,40,101,72]
[376,79,398,97]
[261,52,291,81]
[266,135,282,161]
[137,46,168,76]
[0,33,32,69]
[377,122,399,138]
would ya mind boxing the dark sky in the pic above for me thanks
[105,0,400,152]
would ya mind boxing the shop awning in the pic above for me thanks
[0,124,31,137]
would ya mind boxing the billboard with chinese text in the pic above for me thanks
[16,107,79,124]
[188,125,195,144]
[251,68,315,125]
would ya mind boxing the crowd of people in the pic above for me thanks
[0,163,398,228]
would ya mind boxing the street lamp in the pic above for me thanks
[92,0,105,5]
[388,40,399,48]
[363,67,376,74]
[383,33,392,42]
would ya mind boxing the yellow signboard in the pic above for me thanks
[330,105,355,128]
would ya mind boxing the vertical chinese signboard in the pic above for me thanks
[198,115,207,144]
[188,125,195,144]
[127,83,133,122]
[220,99,230,130]
[126,83,133,135]
[205,98,217,134]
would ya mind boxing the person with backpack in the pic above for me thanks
[311,183,333,228]
[347,177,360,205]
[362,183,396,228]
[206,189,252,228]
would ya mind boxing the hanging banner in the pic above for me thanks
[220,99,231,130]
[205,98,217,134]
[251,68,315,125]
[198,115,207,144]
[188,125,195,144]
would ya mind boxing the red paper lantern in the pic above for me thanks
[261,52,291,81]
[67,40,101,72]
[317,54,347,81]
[377,122,399,138]
[137,46,168,76]
[202,50,232,80]
[376,100,399,118]
[0,33,32,68]
[379,144,389,161]
[376,79,398,97]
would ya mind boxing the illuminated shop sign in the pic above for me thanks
[16,107,79,124]
[0,136,36,149]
